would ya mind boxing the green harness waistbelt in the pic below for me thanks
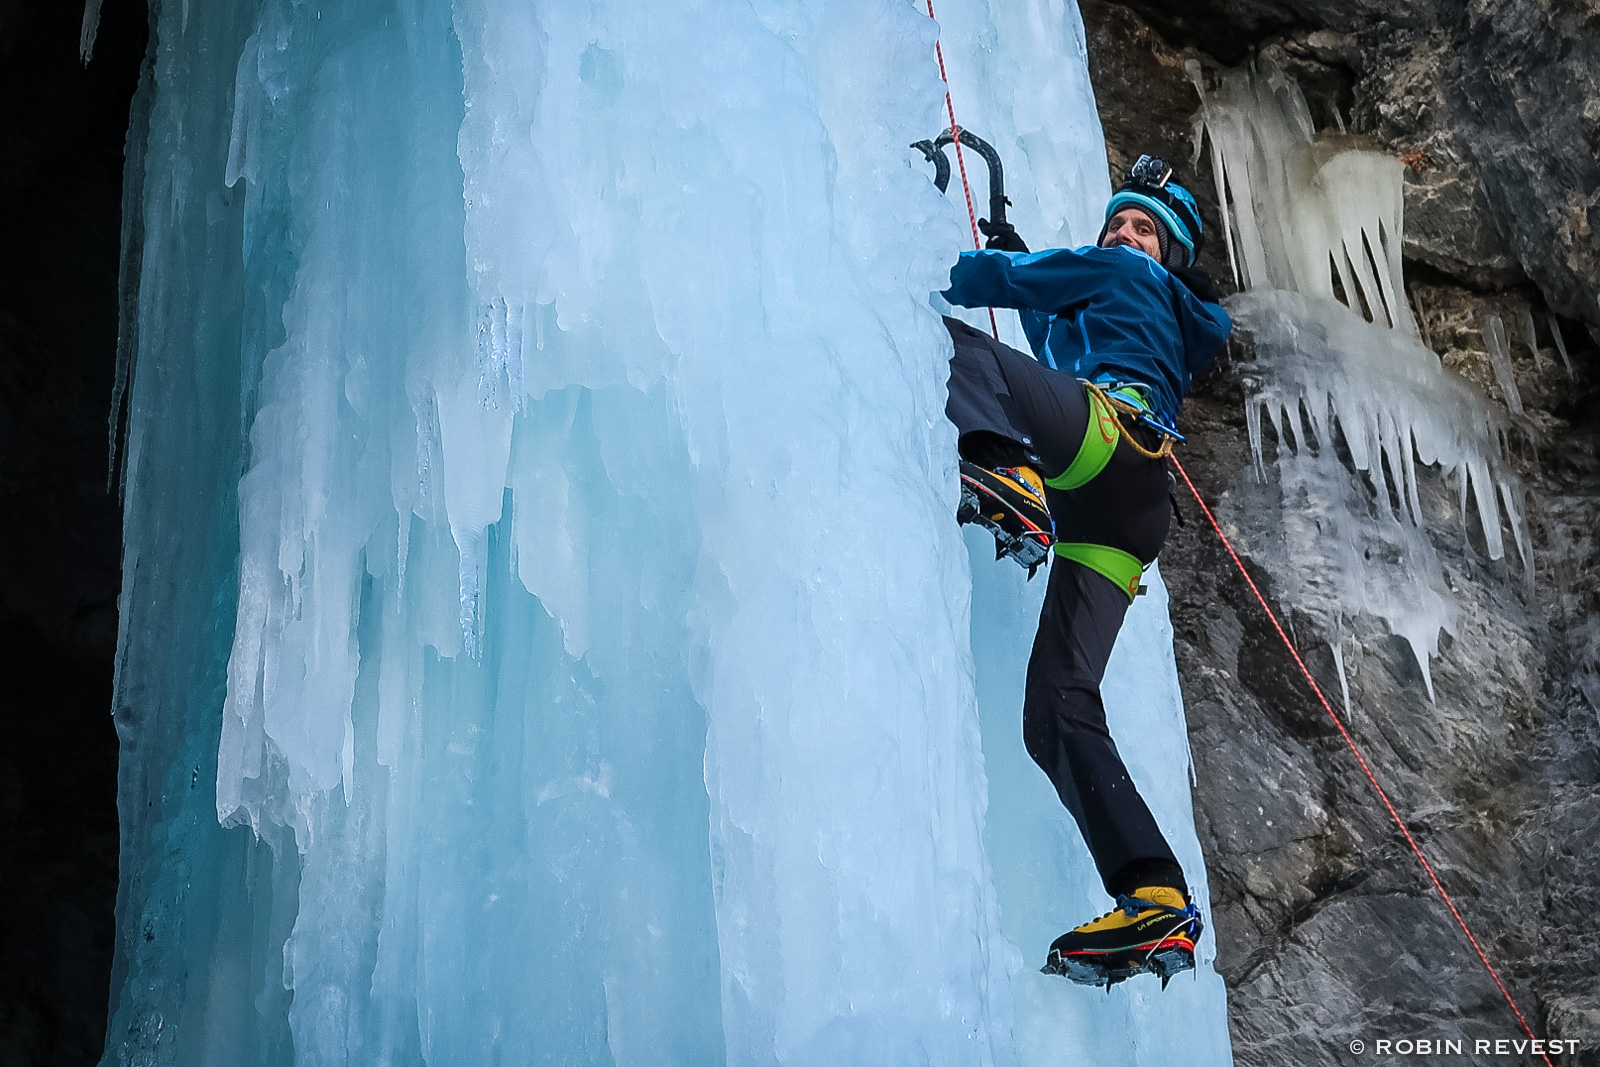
[1042,382,1152,602]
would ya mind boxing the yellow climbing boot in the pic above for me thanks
[956,461,1053,577]
[1006,463,1048,505]
[1041,886,1201,989]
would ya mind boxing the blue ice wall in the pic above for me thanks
[105,1,1230,1064]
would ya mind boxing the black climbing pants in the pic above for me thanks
[944,315,1187,900]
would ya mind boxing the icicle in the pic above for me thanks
[374,586,408,768]
[107,18,157,497]
[1499,479,1533,579]
[506,300,526,405]
[1405,626,1438,702]
[78,0,103,65]
[1330,631,1352,718]
[455,527,483,659]
[1521,307,1547,375]
[224,35,265,189]
[1401,421,1424,527]
[1482,312,1524,417]
[1197,59,1415,334]
[1549,310,1574,375]
[1370,407,1397,520]
[1188,59,1243,291]
[1227,289,1510,693]
[1246,396,1266,478]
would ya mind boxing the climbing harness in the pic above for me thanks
[1084,379,1176,461]
[1045,385,1122,491]
[1053,542,1146,602]
[922,11,1553,1053]
[1092,376,1186,443]
[1039,380,1182,601]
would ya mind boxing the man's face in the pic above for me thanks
[1101,207,1162,260]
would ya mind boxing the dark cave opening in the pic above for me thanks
[0,2,147,1064]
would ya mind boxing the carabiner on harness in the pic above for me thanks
[1089,376,1187,444]
[1082,380,1176,461]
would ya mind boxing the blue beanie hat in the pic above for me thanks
[1099,156,1205,268]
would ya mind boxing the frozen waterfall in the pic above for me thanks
[104,1,1230,1064]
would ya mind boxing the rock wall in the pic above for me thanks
[1082,2,1600,1063]
[1108,0,1600,330]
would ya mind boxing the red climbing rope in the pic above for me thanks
[923,0,1001,340]
[1170,456,1551,1066]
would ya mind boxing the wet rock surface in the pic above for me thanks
[1084,3,1600,1063]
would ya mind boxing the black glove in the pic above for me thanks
[978,217,1029,253]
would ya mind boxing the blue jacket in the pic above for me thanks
[942,245,1232,422]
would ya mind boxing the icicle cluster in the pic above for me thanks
[1191,60,1415,334]
[1194,61,1528,700]
[1228,290,1528,696]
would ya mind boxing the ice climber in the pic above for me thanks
[943,155,1231,988]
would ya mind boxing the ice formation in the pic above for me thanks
[1482,313,1525,419]
[1190,60,1414,335]
[105,1,1230,1064]
[1520,309,1546,376]
[1549,310,1574,375]
[79,0,104,63]
[1225,290,1531,697]
[1195,62,1528,699]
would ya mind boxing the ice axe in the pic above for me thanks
[911,127,1010,230]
